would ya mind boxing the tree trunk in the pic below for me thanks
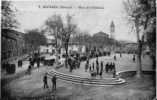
[136,40,143,78]
[65,40,69,68]
[65,46,68,68]
[135,20,143,78]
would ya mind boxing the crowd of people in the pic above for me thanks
[66,52,119,78]
[67,55,81,72]
[28,52,137,91]
[42,55,118,91]
[27,53,41,75]
[85,57,117,78]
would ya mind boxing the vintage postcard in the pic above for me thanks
[1,0,156,100]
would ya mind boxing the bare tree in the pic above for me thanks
[45,14,77,67]
[123,0,143,78]
[2,1,19,29]
[45,15,63,48]
[61,14,77,68]
[123,0,156,78]
[24,29,47,54]
[45,14,63,63]
[138,0,156,69]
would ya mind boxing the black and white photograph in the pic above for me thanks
[1,0,156,100]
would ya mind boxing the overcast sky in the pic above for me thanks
[12,0,137,42]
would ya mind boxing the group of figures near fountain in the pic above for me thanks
[85,57,116,78]
[66,52,117,79]
[67,55,81,72]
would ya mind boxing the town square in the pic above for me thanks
[1,0,156,100]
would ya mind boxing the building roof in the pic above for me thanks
[93,31,109,38]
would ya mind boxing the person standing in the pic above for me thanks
[109,62,112,72]
[114,55,116,61]
[52,74,57,90]
[30,58,35,67]
[99,61,103,78]
[100,61,103,73]
[105,62,108,73]
[37,57,40,69]
[68,57,72,72]
[120,53,122,57]
[99,70,103,78]
[43,73,49,88]
[89,65,92,72]
[96,62,99,75]
[77,58,80,69]
[27,64,32,75]
[85,60,89,72]
[133,54,136,62]
[113,63,116,78]
[96,57,99,65]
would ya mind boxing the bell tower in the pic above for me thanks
[110,20,115,39]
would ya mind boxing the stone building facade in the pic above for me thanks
[2,29,28,61]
